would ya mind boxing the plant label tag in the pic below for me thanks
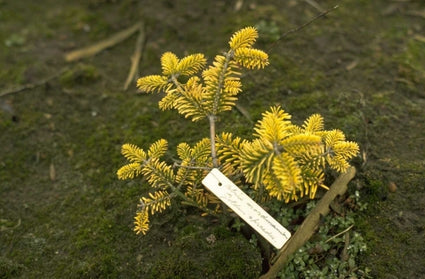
[202,168,291,249]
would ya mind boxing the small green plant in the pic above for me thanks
[117,27,359,237]
[268,193,371,278]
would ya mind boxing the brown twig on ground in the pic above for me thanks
[267,4,339,52]
[0,218,21,232]
[405,10,425,19]
[0,68,68,97]
[64,22,142,62]
[414,34,425,43]
[259,166,356,279]
[340,230,350,261]
[325,224,354,243]
[123,23,145,91]
[304,0,325,12]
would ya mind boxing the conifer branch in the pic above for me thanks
[134,210,149,235]
[170,75,209,121]
[173,163,211,171]
[210,51,234,115]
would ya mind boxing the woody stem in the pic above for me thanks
[209,114,218,168]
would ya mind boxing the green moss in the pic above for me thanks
[255,20,281,43]
[267,53,326,94]
[148,228,261,279]
[0,66,27,85]
[0,256,26,278]
[1,1,425,278]
[54,6,111,39]
[59,64,100,87]
[73,254,119,279]
[402,40,425,71]
[396,39,425,89]
[285,91,328,112]
[148,249,195,279]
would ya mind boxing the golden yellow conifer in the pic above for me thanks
[118,27,359,235]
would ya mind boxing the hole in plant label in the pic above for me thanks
[202,168,291,249]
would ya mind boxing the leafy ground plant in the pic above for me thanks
[117,27,360,275]
[271,193,371,278]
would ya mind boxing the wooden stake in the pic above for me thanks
[259,166,356,279]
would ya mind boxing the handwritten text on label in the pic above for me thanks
[202,168,291,249]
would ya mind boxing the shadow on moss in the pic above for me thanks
[148,226,261,279]
[0,256,26,278]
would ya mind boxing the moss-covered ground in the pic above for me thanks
[1,0,424,278]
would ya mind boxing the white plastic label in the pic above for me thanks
[202,168,291,249]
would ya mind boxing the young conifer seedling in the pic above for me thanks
[117,27,359,236]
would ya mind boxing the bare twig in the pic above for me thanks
[325,224,354,243]
[280,4,338,39]
[304,0,325,12]
[124,23,145,91]
[235,103,253,123]
[0,68,68,97]
[0,219,21,232]
[414,34,425,43]
[405,10,425,19]
[259,167,356,279]
[341,230,350,261]
[209,115,218,168]
[267,5,339,51]
[173,163,211,171]
[49,162,56,181]
[64,22,142,62]
[234,0,243,12]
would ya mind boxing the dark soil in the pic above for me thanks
[1,0,424,278]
